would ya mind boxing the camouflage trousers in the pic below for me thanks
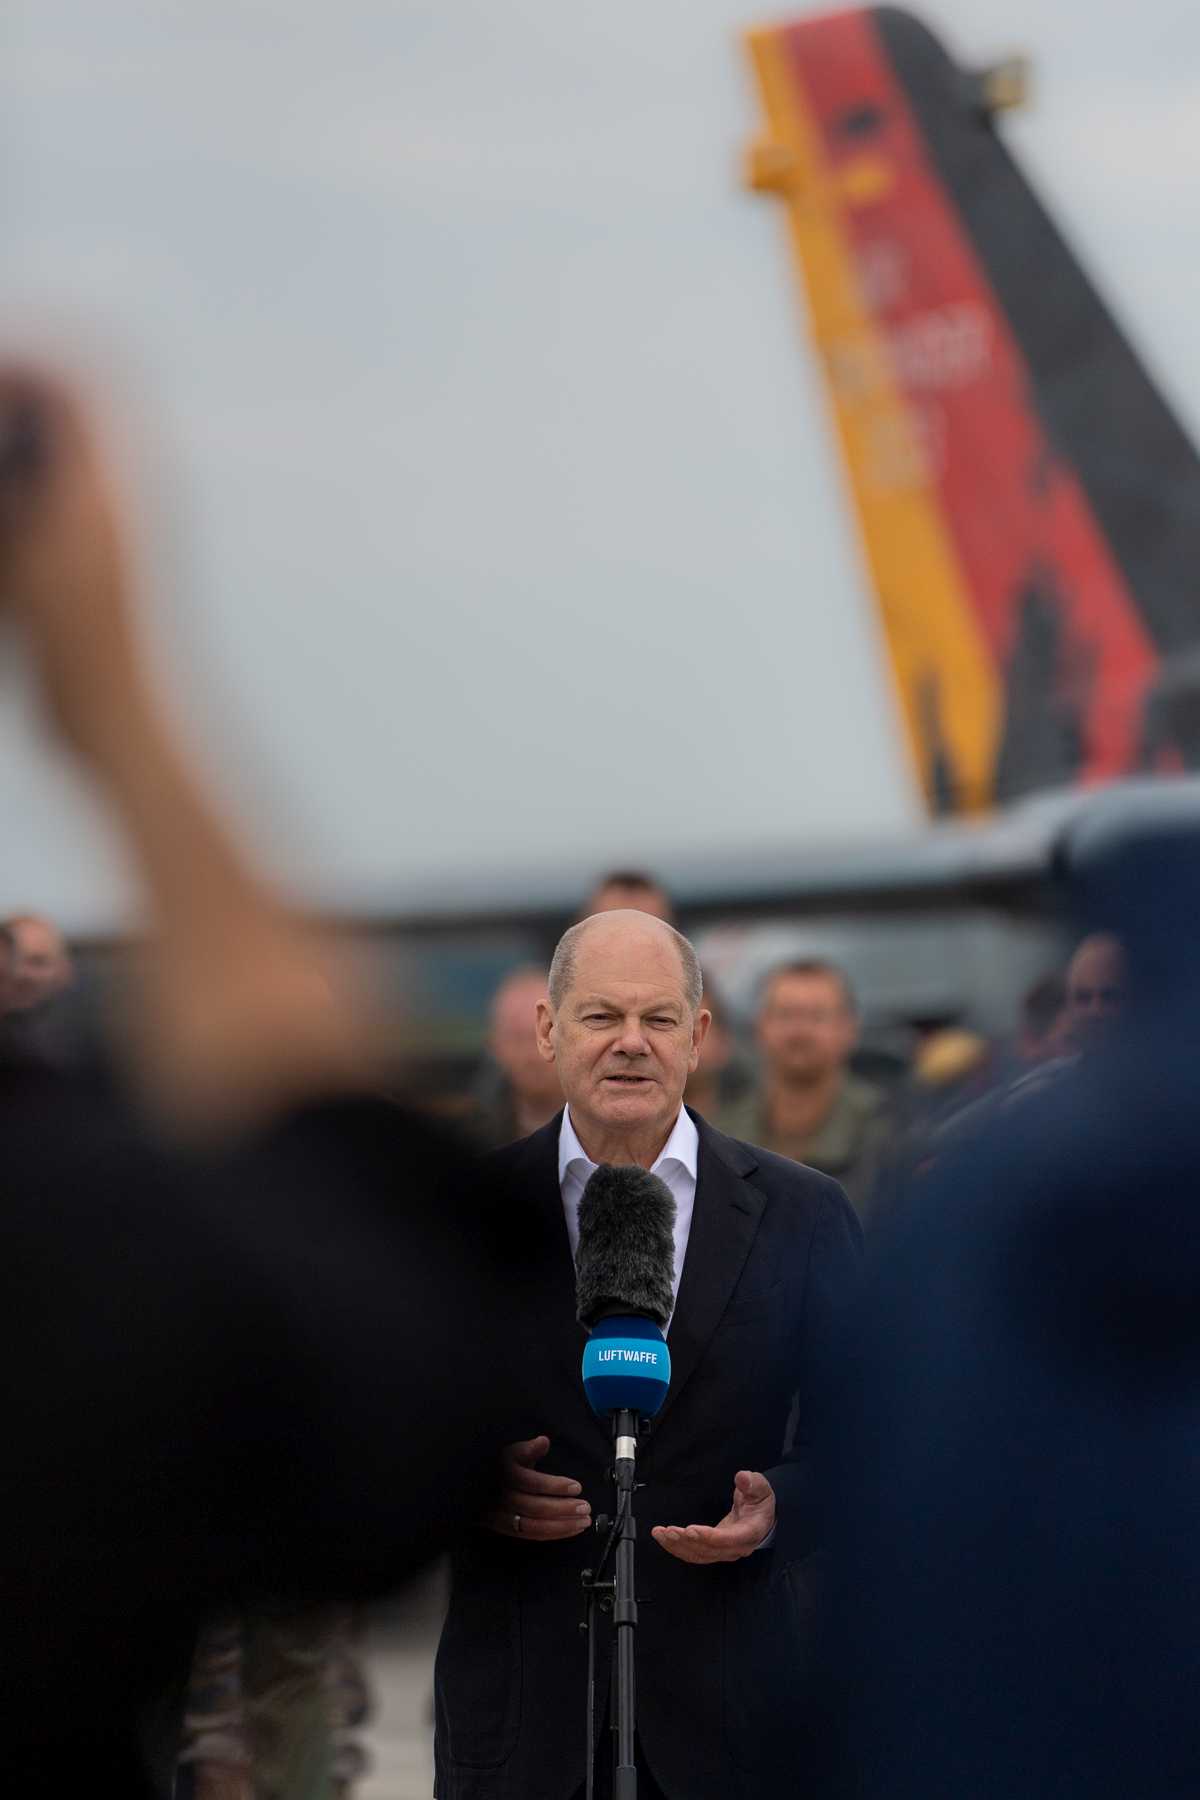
[174,1607,370,1800]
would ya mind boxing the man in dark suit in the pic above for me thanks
[434,909,862,1800]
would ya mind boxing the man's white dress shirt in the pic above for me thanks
[557,1103,776,1545]
[558,1103,698,1327]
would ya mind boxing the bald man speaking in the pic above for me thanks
[434,911,861,1800]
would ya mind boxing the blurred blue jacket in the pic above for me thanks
[828,817,1200,1797]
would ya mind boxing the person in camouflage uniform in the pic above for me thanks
[720,959,893,1224]
[175,1609,369,1800]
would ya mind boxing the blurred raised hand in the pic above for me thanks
[0,366,384,1132]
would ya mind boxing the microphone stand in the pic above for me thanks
[581,1407,641,1800]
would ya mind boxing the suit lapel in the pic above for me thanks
[504,1113,596,1436]
[505,1111,765,1441]
[654,1112,764,1431]
[510,1111,573,1274]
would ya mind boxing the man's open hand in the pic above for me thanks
[651,1470,776,1564]
[484,1435,592,1542]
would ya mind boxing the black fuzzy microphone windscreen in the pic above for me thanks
[575,1165,677,1330]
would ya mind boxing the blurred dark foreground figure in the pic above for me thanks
[0,369,516,1793]
[828,807,1200,1797]
[5,1070,506,1795]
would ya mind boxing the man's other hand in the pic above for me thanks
[484,1435,592,1542]
[651,1470,776,1564]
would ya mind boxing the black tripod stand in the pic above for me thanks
[580,1408,642,1800]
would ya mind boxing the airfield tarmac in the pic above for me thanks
[358,1568,445,1800]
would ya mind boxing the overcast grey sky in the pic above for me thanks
[2,0,1199,929]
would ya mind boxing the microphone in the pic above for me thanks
[575,1164,675,1423]
[575,1165,675,1798]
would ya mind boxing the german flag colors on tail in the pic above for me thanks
[744,7,1200,813]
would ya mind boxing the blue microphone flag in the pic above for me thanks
[582,1314,671,1419]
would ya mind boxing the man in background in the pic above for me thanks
[581,868,674,923]
[6,910,74,1009]
[1062,930,1125,1054]
[682,978,740,1129]
[722,959,892,1222]
[902,936,1127,1186]
[470,965,562,1148]
[1,909,81,1068]
[993,934,1125,1103]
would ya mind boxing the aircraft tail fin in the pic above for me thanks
[744,7,1200,812]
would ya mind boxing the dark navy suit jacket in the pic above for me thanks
[434,1107,861,1800]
